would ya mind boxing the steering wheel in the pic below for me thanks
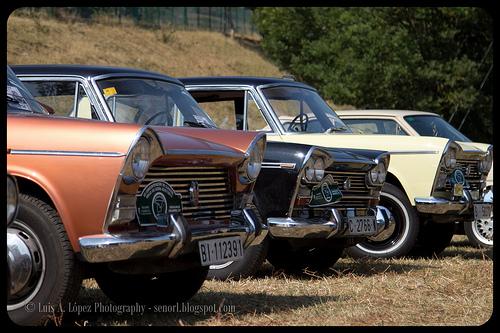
[144,111,169,125]
[287,113,309,132]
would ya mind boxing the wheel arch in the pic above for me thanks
[13,175,79,252]
[385,172,412,206]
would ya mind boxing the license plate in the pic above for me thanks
[346,216,377,236]
[198,236,244,266]
[474,204,492,220]
[453,183,464,197]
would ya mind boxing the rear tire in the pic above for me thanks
[7,195,82,326]
[267,240,344,272]
[345,183,419,258]
[95,266,208,305]
[410,222,455,257]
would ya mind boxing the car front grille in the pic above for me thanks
[324,170,377,208]
[138,166,234,223]
[446,159,482,191]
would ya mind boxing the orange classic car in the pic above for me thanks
[6,66,267,325]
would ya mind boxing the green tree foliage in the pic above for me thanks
[254,7,493,143]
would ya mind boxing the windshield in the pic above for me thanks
[261,86,351,133]
[404,115,471,142]
[7,66,46,114]
[96,78,217,128]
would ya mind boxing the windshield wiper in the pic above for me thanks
[324,126,348,133]
[183,120,215,128]
[7,95,20,104]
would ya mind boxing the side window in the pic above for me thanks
[382,119,408,135]
[21,80,98,120]
[197,100,237,130]
[246,92,269,131]
[343,118,408,135]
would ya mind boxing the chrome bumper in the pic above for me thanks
[415,189,487,215]
[267,207,394,239]
[79,208,267,263]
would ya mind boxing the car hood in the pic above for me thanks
[151,126,262,158]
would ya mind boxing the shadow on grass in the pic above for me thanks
[63,287,341,326]
[438,246,493,260]
[251,258,435,281]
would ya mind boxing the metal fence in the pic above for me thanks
[21,7,257,36]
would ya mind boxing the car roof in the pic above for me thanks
[11,64,183,86]
[336,109,440,117]
[179,76,316,90]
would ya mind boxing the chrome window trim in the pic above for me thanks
[9,150,125,157]
[16,75,108,121]
[185,84,280,134]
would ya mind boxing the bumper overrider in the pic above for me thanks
[79,208,267,263]
[267,206,394,239]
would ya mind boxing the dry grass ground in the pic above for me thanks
[7,14,283,78]
[7,13,493,327]
[59,236,492,327]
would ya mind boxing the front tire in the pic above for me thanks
[345,183,420,259]
[7,195,82,326]
[94,266,208,305]
[208,237,269,280]
[464,217,493,249]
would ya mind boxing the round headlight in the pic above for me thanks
[443,149,456,169]
[305,166,315,181]
[131,137,150,179]
[369,168,379,183]
[247,146,263,181]
[313,158,325,181]
[436,172,448,189]
[479,151,493,174]
[7,176,18,225]
[377,162,387,183]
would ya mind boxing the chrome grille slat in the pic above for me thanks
[138,166,233,222]
[445,159,483,191]
[324,170,373,208]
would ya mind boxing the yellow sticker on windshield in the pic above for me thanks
[103,87,117,97]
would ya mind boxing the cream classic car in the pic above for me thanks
[337,109,493,248]
[180,77,493,258]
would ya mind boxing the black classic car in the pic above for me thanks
[179,76,492,262]
[13,65,393,279]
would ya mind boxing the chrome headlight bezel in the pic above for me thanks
[367,154,390,187]
[432,141,461,192]
[442,147,457,170]
[302,157,327,183]
[130,137,151,179]
[7,175,19,225]
[239,135,266,184]
[478,146,493,174]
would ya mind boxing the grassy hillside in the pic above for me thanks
[7,14,283,78]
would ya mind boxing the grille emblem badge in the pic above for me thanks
[343,177,352,191]
[189,181,200,207]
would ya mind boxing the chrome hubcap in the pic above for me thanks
[7,221,46,311]
[472,217,493,245]
[210,261,234,270]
